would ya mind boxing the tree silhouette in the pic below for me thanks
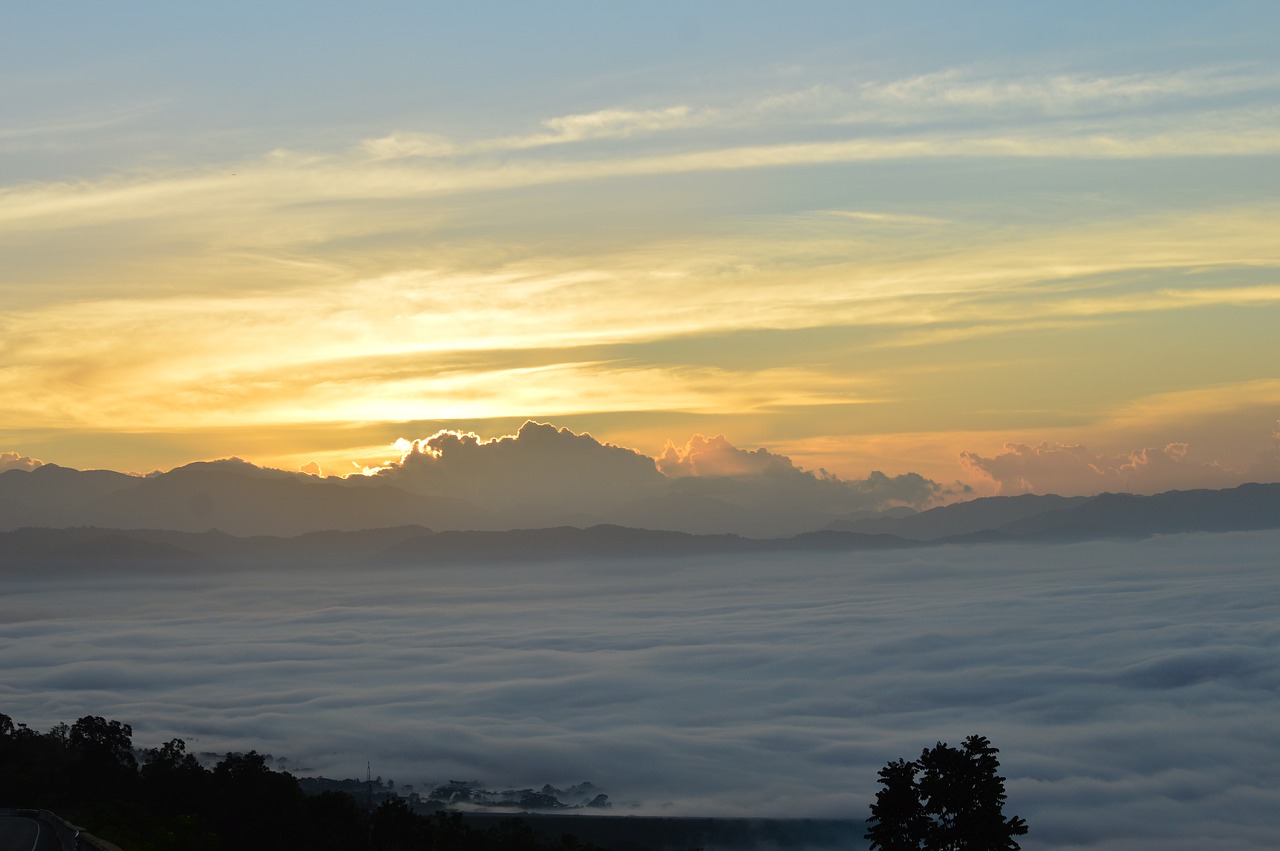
[141,738,211,815]
[2,707,610,851]
[866,735,1027,851]
[211,750,307,850]
[68,715,138,804]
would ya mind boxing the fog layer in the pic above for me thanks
[3,532,1278,849]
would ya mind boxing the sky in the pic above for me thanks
[3,1,1280,497]
[5,533,1280,849]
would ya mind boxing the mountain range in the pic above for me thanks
[2,457,1277,570]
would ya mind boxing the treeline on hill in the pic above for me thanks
[0,712,608,851]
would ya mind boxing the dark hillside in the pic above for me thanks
[831,493,1085,540]
[1003,482,1280,539]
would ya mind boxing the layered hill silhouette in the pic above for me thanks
[0,460,491,536]
[0,524,917,572]
[2,470,1278,570]
[0,438,939,538]
[828,483,1280,542]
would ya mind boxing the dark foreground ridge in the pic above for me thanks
[2,482,1278,571]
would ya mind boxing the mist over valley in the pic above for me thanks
[6,5,1280,846]
[4,520,1279,849]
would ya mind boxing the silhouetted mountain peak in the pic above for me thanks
[161,458,310,481]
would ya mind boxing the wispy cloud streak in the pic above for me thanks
[2,60,1277,481]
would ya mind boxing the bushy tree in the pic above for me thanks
[866,735,1027,851]
[68,715,138,803]
[210,750,308,850]
[866,758,929,851]
[141,738,211,815]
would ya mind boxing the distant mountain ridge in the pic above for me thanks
[835,483,1280,543]
[2,482,1278,570]
[0,461,490,536]
[1000,482,1280,539]
[0,458,897,538]
[2,458,1280,550]
[0,524,915,571]
[827,493,1089,540]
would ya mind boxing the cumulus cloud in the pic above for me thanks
[369,425,944,535]
[665,432,947,499]
[4,532,1279,849]
[960,441,1247,495]
[0,451,44,472]
[372,421,665,519]
[634,433,943,536]
[657,434,799,479]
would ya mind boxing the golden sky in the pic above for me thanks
[3,3,1278,496]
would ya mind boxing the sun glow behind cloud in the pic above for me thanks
[2,34,1278,488]
[4,11,1280,851]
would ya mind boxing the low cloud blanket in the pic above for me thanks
[2,532,1278,849]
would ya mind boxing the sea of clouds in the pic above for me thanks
[3,531,1279,849]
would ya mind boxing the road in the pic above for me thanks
[0,814,64,851]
